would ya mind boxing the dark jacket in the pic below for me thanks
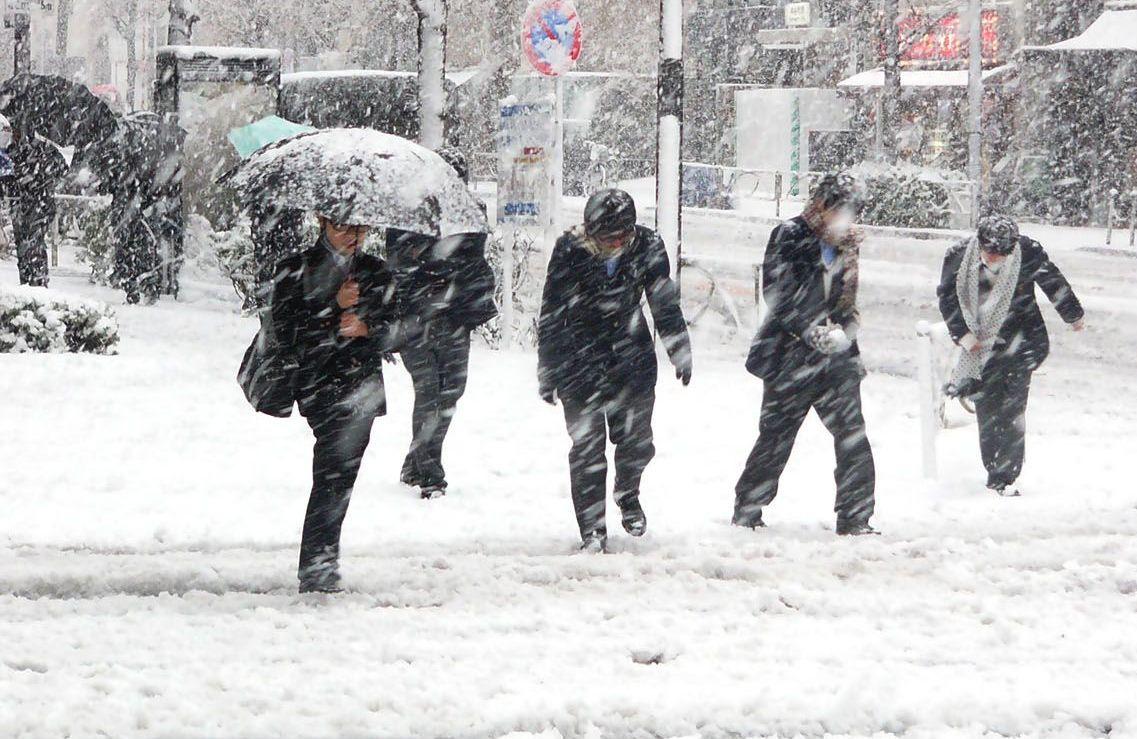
[386,228,497,342]
[938,235,1084,374]
[6,135,67,219]
[746,217,862,382]
[538,224,691,402]
[271,241,401,418]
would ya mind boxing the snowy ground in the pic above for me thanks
[2,220,1137,738]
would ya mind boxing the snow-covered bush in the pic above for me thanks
[848,164,955,229]
[476,229,543,349]
[74,205,117,286]
[211,223,258,309]
[0,285,119,354]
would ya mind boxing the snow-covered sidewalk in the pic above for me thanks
[2,235,1136,738]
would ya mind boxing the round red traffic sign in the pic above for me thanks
[521,0,583,78]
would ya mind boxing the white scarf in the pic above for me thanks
[950,236,1021,387]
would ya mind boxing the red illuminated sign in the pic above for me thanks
[899,10,1000,64]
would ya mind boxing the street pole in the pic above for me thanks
[967,0,983,225]
[656,0,684,282]
[881,0,901,163]
[544,75,564,250]
[415,0,448,150]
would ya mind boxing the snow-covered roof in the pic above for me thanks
[838,66,1010,89]
[283,70,415,83]
[158,45,281,61]
[282,69,479,86]
[1042,4,1137,51]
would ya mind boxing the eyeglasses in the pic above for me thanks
[326,222,370,237]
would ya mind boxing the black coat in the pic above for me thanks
[538,225,691,403]
[271,241,402,418]
[386,228,497,342]
[937,235,1084,374]
[746,217,862,382]
[5,136,67,220]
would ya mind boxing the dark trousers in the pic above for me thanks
[562,388,656,540]
[974,369,1031,489]
[298,407,375,581]
[400,331,471,489]
[734,365,875,527]
[14,208,51,287]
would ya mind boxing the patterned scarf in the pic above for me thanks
[950,236,1022,387]
[575,225,626,260]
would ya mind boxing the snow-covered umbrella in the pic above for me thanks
[222,128,488,237]
[0,74,119,152]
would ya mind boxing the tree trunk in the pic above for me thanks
[167,0,198,45]
[415,0,448,149]
[127,1,139,111]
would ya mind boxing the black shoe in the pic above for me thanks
[732,510,766,530]
[420,485,446,500]
[579,531,607,553]
[400,470,423,488]
[837,522,881,537]
[988,484,1021,498]
[299,568,343,594]
[618,495,647,537]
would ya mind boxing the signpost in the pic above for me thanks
[520,0,582,252]
[492,0,580,349]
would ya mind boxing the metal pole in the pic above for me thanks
[916,321,939,480]
[546,75,564,245]
[501,226,515,350]
[1128,190,1136,248]
[881,0,901,163]
[51,210,60,268]
[656,0,684,283]
[967,0,983,225]
[1106,188,1117,246]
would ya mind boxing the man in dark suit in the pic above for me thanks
[271,216,404,593]
[938,214,1085,497]
[386,149,497,498]
[6,125,67,287]
[538,188,693,552]
[735,174,877,536]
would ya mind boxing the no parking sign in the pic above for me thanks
[521,0,583,77]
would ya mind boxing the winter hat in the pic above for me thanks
[584,188,637,240]
[977,214,1020,255]
[436,147,469,184]
[811,172,866,214]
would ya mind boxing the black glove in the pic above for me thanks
[539,386,557,406]
[676,365,692,387]
[673,348,693,387]
[381,352,398,365]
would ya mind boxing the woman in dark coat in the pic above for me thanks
[937,214,1085,497]
[271,216,404,593]
[538,188,693,552]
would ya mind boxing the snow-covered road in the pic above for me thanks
[2,231,1136,738]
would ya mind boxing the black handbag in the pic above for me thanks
[237,319,298,418]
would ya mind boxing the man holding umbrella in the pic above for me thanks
[228,129,489,591]
[538,188,693,552]
[271,216,403,593]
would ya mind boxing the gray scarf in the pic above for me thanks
[950,236,1021,387]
